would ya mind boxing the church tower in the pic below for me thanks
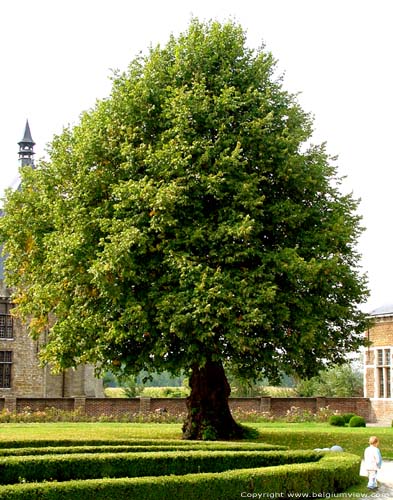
[18,120,35,167]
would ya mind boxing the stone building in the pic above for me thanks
[0,122,104,399]
[364,304,393,423]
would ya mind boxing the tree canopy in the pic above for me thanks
[0,19,369,438]
[296,362,364,398]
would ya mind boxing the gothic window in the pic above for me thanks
[376,348,392,398]
[0,351,12,388]
[0,302,13,339]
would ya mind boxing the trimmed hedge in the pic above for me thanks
[0,442,286,457]
[0,453,361,500]
[328,415,345,427]
[0,450,320,485]
[342,413,356,424]
[0,438,282,449]
[348,416,366,428]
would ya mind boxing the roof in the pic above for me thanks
[370,304,393,317]
[18,120,35,146]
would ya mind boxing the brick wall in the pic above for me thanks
[85,398,140,416]
[0,396,377,421]
[16,398,74,412]
[363,314,393,399]
[229,397,261,412]
[367,317,393,346]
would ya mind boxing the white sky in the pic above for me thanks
[1,0,392,312]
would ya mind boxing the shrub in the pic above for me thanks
[328,415,345,427]
[348,416,366,427]
[0,439,286,452]
[0,442,286,457]
[0,450,322,485]
[342,413,356,424]
[0,452,361,500]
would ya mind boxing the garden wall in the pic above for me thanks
[0,396,375,421]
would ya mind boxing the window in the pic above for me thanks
[0,315,13,339]
[0,351,12,388]
[0,302,13,339]
[376,348,392,398]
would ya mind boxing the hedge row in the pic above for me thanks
[0,438,282,449]
[0,450,320,485]
[0,442,286,457]
[0,453,361,500]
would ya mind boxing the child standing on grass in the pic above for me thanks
[364,436,383,490]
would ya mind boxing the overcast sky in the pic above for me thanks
[1,0,392,312]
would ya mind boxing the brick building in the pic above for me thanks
[364,304,393,423]
[0,122,103,399]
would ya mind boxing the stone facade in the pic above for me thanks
[364,305,393,423]
[0,281,104,398]
[0,123,103,399]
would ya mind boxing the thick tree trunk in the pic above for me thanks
[182,360,245,440]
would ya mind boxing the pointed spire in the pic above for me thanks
[19,120,35,146]
[18,120,35,167]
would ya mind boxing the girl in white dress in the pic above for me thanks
[364,436,383,489]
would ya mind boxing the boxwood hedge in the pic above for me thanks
[0,453,361,500]
[0,442,285,457]
[0,449,320,485]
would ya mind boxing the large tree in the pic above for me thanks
[0,20,369,439]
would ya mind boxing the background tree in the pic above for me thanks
[296,361,364,397]
[0,19,369,439]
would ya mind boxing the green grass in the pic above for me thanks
[252,422,393,459]
[0,422,181,442]
[1,421,392,458]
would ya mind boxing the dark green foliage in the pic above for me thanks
[0,441,284,457]
[328,415,346,427]
[0,449,321,485]
[238,425,260,440]
[342,413,356,424]
[348,416,366,427]
[0,453,361,500]
[0,439,282,450]
[296,364,364,397]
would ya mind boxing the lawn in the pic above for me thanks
[0,421,392,459]
[253,422,393,459]
[0,422,181,442]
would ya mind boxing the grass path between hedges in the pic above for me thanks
[1,422,392,458]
